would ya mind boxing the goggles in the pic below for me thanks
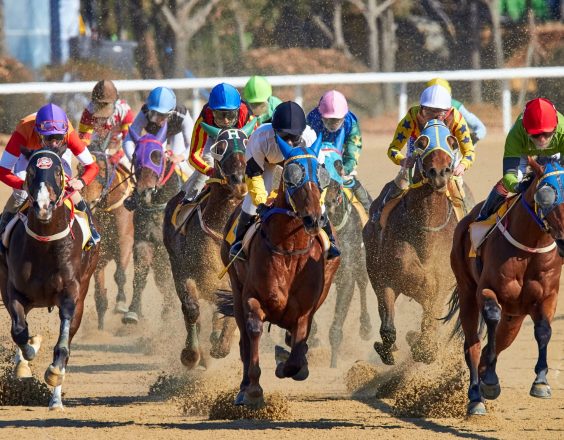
[529,130,556,140]
[148,110,171,123]
[37,120,68,133]
[249,102,268,116]
[421,106,448,118]
[322,117,345,132]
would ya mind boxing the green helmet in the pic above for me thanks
[243,75,272,103]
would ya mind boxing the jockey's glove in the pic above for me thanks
[256,203,270,218]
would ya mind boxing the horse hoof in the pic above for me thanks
[114,301,128,314]
[122,311,139,324]
[15,361,32,378]
[480,381,501,400]
[234,390,246,406]
[49,396,64,411]
[373,341,395,365]
[44,365,65,387]
[467,401,487,416]
[530,383,552,399]
[243,389,265,408]
[291,364,309,381]
[275,362,286,379]
[180,348,201,370]
[209,346,230,359]
[274,345,290,364]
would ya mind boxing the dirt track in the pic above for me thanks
[0,130,562,439]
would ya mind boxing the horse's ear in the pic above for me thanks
[309,134,323,157]
[156,122,168,144]
[528,156,544,176]
[446,135,459,151]
[275,134,293,160]
[129,127,140,144]
[242,118,256,137]
[201,122,221,138]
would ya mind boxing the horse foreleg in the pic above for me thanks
[45,294,76,388]
[411,295,442,364]
[178,278,201,369]
[358,272,372,341]
[529,297,557,399]
[478,291,502,401]
[243,297,265,407]
[123,241,153,324]
[374,286,397,365]
[114,210,134,311]
[152,243,176,320]
[7,289,39,362]
[329,272,355,368]
[93,267,108,330]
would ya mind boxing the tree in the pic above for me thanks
[130,0,164,78]
[312,0,352,58]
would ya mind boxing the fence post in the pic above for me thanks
[294,84,303,108]
[502,80,512,134]
[399,82,407,122]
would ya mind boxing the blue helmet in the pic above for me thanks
[146,87,176,113]
[209,83,241,110]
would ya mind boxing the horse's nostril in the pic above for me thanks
[428,168,437,178]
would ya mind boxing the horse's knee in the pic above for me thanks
[534,320,551,348]
[482,298,501,325]
[246,316,263,338]
[181,299,200,323]
[134,242,153,265]
[12,323,29,347]
[114,267,126,286]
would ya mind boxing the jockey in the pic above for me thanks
[372,84,475,223]
[123,86,194,179]
[0,103,101,246]
[181,82,255,203]
[307,89,372,214]
[426,78,487,144]
[78,79,134,168]
[242,75,282,124]
[476,97,564,221]
[230,101,340,260]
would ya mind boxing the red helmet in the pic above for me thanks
[523,98,558,135]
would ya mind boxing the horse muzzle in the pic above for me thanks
[33,201,53,223]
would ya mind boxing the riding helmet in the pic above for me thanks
[35,103,69,135]
[146,87,177,113]
[523,98,558,135]
[420,85,451,110]
[209,83,241,110]
[272,101,306,136]
[243,76,272,104]
[318,90,349,119]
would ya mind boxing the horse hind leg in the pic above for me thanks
[123,241,152,324]
[276,315,310,381]
[530,318,552,399]
[210,311,237,359]
[243,297,265,407]
[329,273,355,368]
[478,293,502,401]
[113,265,128,314]
[358,274,372,341]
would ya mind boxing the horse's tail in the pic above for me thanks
[442,284,463,340]
[215,288,234,317]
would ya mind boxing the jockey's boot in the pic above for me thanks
[352,179,373,214]
[322,221,341,260]
[475,188,506,222]
[229,211,254,260]
[76,199,101,248]
[371,183,403,225]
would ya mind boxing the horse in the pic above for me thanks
[218,134,340,407]
[81,144,134,330]
[0,149,99,410]
[363,119,459,366]
[121,123,180,325]
[447,157,564,416]
[323,148,371,368]
[163,121,253,369]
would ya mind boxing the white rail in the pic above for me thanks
[0,66,561,133]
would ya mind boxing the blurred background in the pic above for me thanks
[0,0,562,132]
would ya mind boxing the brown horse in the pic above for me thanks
[163,121,252,369]
[218,135,340,407]
[363,119,459,366]
[447,157,564,416]
[81,147,134,330]
[0,150,99,410]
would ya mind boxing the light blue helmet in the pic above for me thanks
[209,83,241,110]
[146,87,176,113]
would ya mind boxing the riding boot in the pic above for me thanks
[322,220,341,260]
[229,211,254,260]
[475,188,506,222]
[76,200,101,248]
[371,182,403,225]
[352,179,373,214]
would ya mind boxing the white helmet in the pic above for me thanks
[420,85,451,110]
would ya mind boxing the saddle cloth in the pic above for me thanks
[171,191,211,235]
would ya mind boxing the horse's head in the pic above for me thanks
[528,158,564,256]
[129,123,168,204]
[25,150,66,222]
[201,119,254,198]
[414,119,458,191]
[321,148,346,217]
[277,134,331,235]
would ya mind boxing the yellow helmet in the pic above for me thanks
[426,78,451,94]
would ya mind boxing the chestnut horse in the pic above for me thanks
[163,121,253,369]
[81,146,134,330]
[121,124,180,324]
[447,157,564,416]
[0,149,99,409]
[219,134,340,407]
[323,148,371,368]
[363,119,459,365]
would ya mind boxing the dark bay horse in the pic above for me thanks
[121,124,180,325]
[323,148,371,368]
[219,134,340,407]
[363,119,459,366]
[0,149,99,409]
[448,157,564,416]
[163,121,253,369]
[81,146,134,330]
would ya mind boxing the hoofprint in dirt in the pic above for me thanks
[0,132,562,439]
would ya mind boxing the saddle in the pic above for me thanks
[170,189,211,235]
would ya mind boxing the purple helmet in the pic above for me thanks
[35,103,69,136]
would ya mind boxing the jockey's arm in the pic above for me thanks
[78,108,94,145]
[67,130,99,185]
[123,111,148,161]
[387,111,414,165]
[120,103,135,142]
[458,104,486,143]
[342,120,362,175]
[188,115,213,176]
[0,130,26,189]
[244,135,268,207]
[451,109,475,172]
[169,112,195,163]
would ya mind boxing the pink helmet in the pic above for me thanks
[319,90,349,119]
